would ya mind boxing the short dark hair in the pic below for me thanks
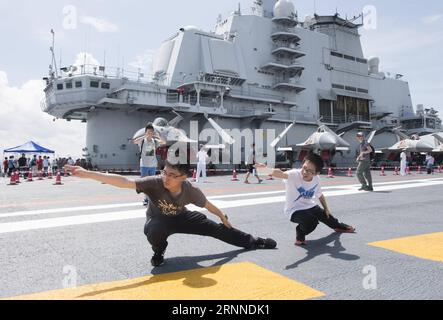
[303,153,324,173]
[145,122,154,132]
[164,160,190,176]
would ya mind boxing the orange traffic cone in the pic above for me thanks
[38,170,44,180]
[380,167,386,176]
[192,169,197,182]
[231,169,239,181]
[54,171,63,185]
[48,169,53,179]
[8,173,17,186]
[327,167,334,178]
[347,168,353,177]
[407,167,411,175]
[27,171,33,182]
[15,171,21,183]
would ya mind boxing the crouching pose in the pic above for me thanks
[257,153,355,246]
[65,161,276,267]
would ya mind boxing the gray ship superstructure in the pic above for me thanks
[41,0,442,170]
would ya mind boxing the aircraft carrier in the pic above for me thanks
[41,0,442,170]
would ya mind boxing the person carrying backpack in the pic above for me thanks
[134,123,167,206]
[356,132,374,192]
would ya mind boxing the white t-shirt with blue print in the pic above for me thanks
[284,169,323,216]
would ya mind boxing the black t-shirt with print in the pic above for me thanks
[135,176,207,218]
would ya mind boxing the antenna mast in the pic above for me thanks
[50,29,58,78]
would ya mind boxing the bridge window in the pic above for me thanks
[343,55,356,61]
[330,51,343,58]
[101,82,110,89]
[65,82,73,89]
[57,83,63,90]
[90,81,99,88]
[75,81,82,88]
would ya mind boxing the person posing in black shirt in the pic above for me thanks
[65,161,276,267]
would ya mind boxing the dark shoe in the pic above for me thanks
[254,237,277,249]
[334,225,356,233]
[366,187,374,192]
[358,186,367,191]
[151,251,165,267]
[258,179,263,184]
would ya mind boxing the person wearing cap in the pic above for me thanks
[356,132,374,191]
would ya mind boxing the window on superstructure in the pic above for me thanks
[75,81,82,88]
[65,82,73,89]
[357,88,369,94]
[332,84,344,89]
[356,58,368,64]
[330,51,343,58]
[101,83,110,89]
[57,83,63,90]
[345,86,357,92]
[344,55,356,61]
[90,81,99,88]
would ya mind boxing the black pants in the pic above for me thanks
[144,211,256,254]
[290,206,347,241]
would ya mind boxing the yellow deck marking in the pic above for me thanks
[369,232,443,263]
[7,262,325,300]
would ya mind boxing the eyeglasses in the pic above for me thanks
[160,170,184,179]
[301,166,316,175]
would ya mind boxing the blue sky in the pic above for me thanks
[1,0,442,157]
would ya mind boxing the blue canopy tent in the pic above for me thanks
[4,141,55,154]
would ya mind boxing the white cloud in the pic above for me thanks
[70,52,101,74]
[423,14,443,24]
[362,27,443,58]
[79,16,118,32]
[128,49,156,75]
[0,70,86,159]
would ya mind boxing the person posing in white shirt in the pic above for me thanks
[400,150,407,176]
[257,153,355,245]
[196,144,209,183]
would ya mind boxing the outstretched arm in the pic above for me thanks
[64,165,136,190]
[205,201,232,229]
[255,163,289,179]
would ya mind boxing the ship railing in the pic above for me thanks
[223,107,315,122]
[321,115,371,124]
[228,87,296,102]
[273,25,297,33]
[273,78,302,86]
[166,92,179,104]
[273,43,301,51]
[56,64,156,84]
